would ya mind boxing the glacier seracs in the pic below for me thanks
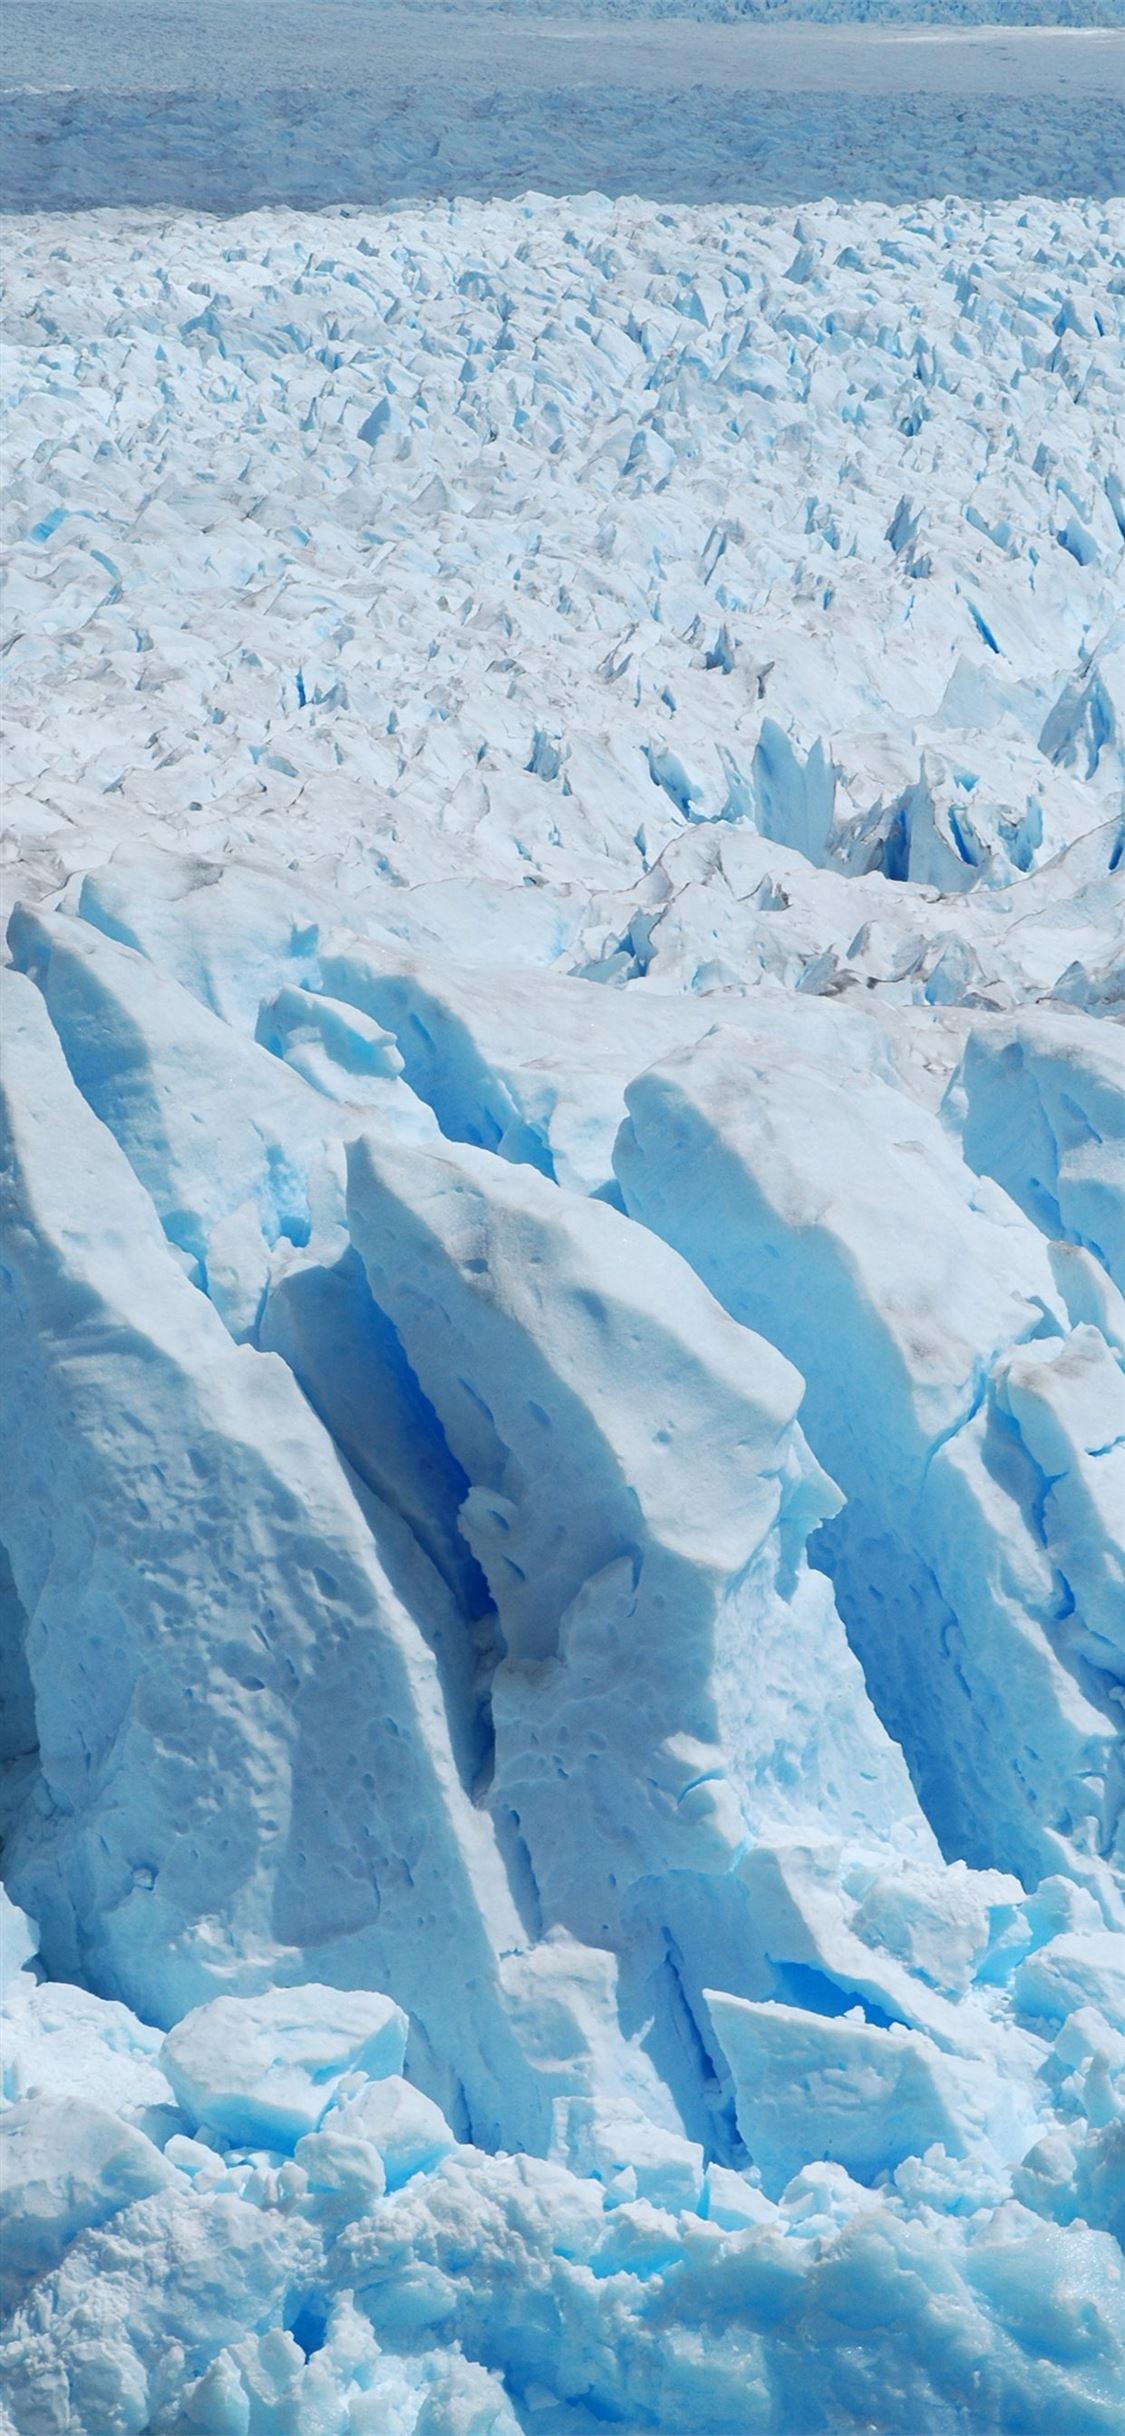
[0,182,1123,2435]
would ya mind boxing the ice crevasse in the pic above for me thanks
[0,844,1123,2436]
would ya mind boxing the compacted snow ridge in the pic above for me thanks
[1,132,1124,2436]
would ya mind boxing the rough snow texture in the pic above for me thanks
[1,179,1124,2436]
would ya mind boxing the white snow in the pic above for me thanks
[0,30,1123,2436]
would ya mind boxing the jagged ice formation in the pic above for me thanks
[0,185,1123,2435]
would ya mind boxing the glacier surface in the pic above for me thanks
[2,10,1123,210]
[1,140,1124,2436]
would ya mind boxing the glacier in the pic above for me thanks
[1,29,1125,2433]
[2,8,1122,212]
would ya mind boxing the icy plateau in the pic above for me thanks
[1,157,1124,2436]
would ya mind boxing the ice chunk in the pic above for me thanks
[993,1325,1125,1678]
[0,977,564,2152]
[7,901,346,1314]
[345,1131,934,1964]
[705,1994,1024,2197]
[257,983,408,1096]
[345,1129,830,1939]
[950,1007,1125,1291]
[320,933,710,1197]
[551,2096,704,2213]
[342,1122,1016,2151]
[292,2112,388,2209]
[161,1986,408,2150]
[496,1930,676,2137]
[179,2310,525,2436]
[1048,1240,1125,1355]
[1,1977,176,2125]
[702,2163,777,2231]
[315,2074,455,2191]
[0,2096,174,2313]
[617,1025,1121,1901]
[0,2182,309,2435]
[73,847,327,1033]
[1012,1932,1125,2030]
